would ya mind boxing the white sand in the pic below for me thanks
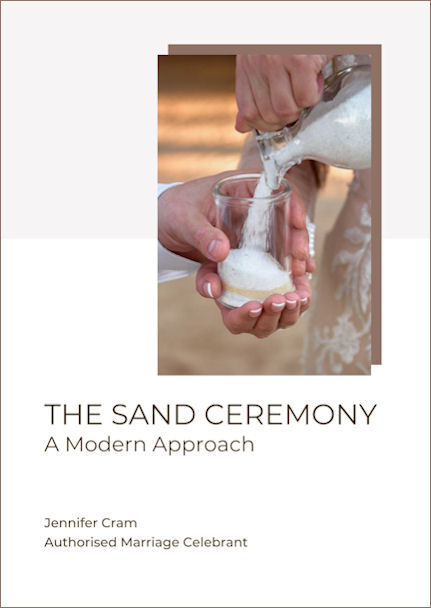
[276,83,371,171]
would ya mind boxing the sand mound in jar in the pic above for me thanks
[218,248,294,308]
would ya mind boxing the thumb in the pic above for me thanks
[182,207,230,262]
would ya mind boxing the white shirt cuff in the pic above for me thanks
[158,242,201,283]
[158,182,182,197]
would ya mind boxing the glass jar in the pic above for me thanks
[255,64,371,189]
[213,173,294,309]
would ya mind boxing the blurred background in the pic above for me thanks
[158,55,352,375]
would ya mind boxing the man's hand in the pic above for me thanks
[235,54,329,133]
[158,172,236,264]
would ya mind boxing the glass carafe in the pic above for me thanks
[255,64,371,189]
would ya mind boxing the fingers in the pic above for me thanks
[286,189,310,276]
[306,257,316,273]
[235,56,257,133]
[291,257,307,278]
[290,227,309,263]
[289,190,307,230]
[267,56,302,126]
[236,56,283,133]
[216,299,263,334]
[235,54,328,134]
[288,55,325,108]
[245,58,287,131]
[252,294,287,338]
[279,292,301,328]
[216,292,307,338]
[237,55,301,132]
[196,263,222,300]
[293,274,312,313]
[182,206,230,262]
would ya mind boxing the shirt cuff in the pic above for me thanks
[158,182,183,197]
[158,242,201,283]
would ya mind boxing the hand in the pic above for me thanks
[235,54,329,133]
[158,172,236,264]
[196,264,313,338]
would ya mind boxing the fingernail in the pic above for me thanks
[249,307,262,318]
[300,297,308,305]
[208,239,221,258]
[271,302,285,312]
[286,299,297,310]
[205,281,213,298]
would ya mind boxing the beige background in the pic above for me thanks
[158,55,352,374]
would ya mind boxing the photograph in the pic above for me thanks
[158,52,373,375]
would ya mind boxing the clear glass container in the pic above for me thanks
[213,173,294,309]
[256,64,371,189]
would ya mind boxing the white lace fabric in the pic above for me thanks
[303,169,371,374]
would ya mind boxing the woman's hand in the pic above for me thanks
[196,264,312,338]
[235,54,329,133]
